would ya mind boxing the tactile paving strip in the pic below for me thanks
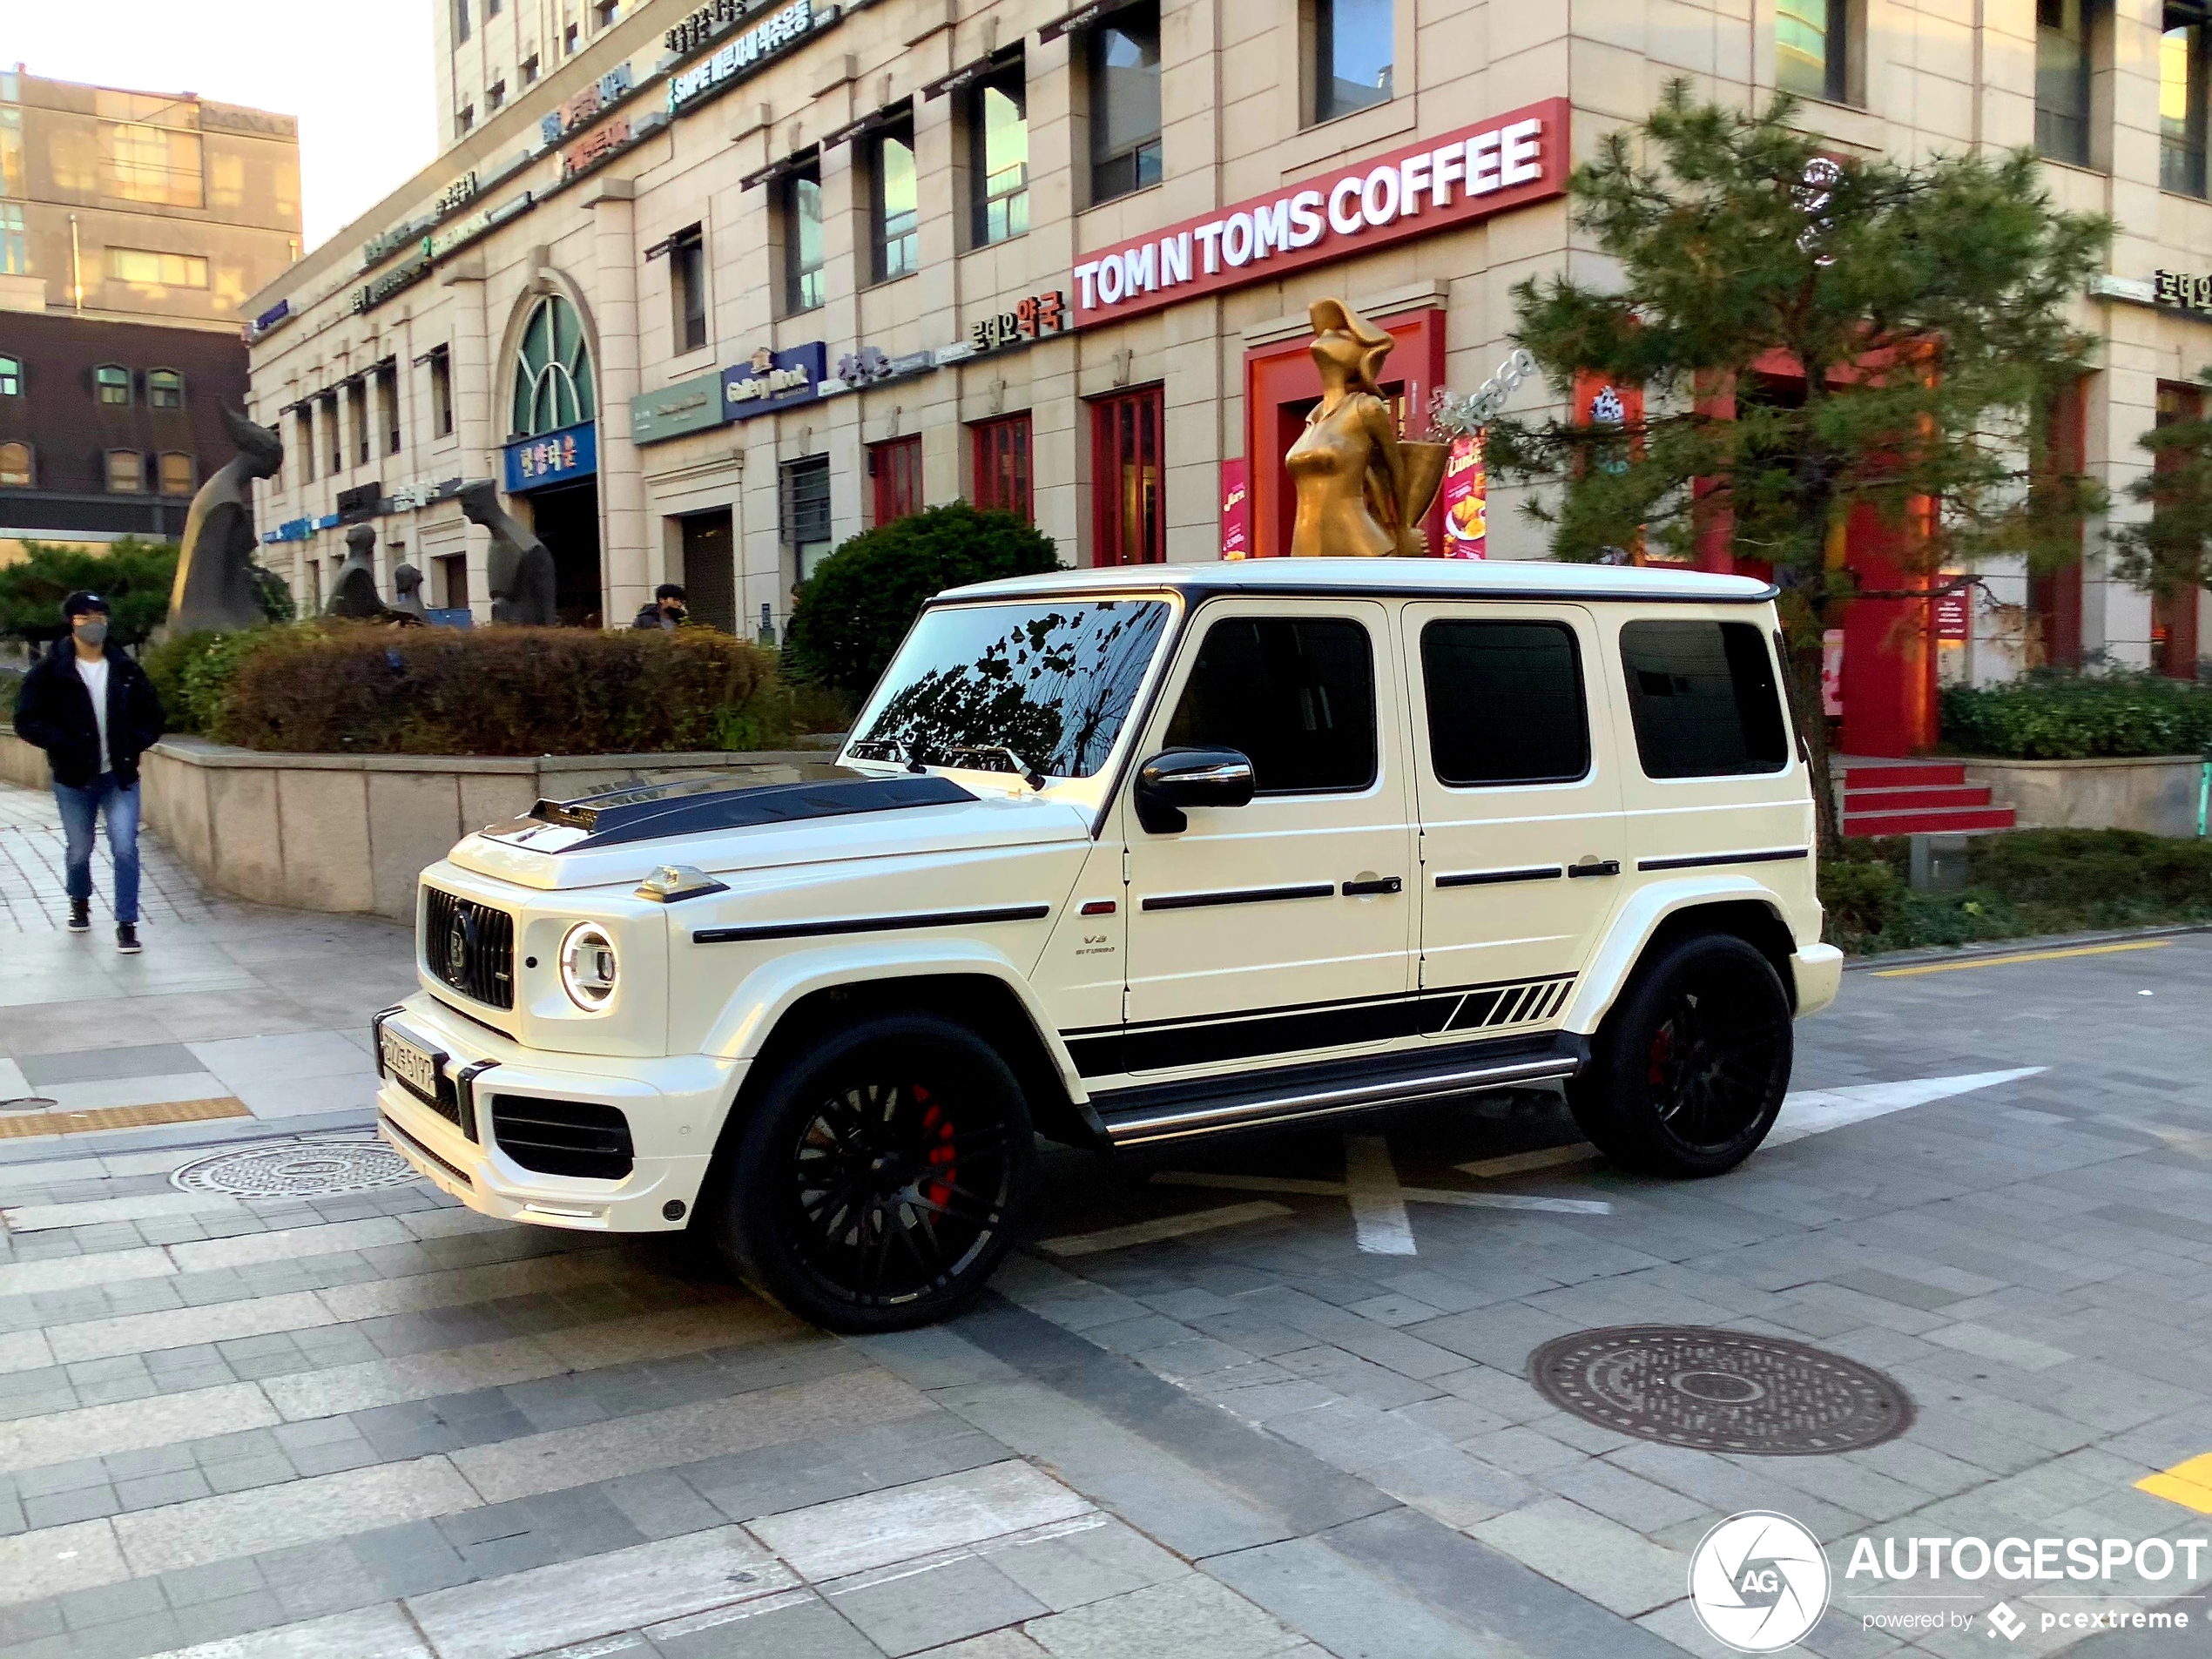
[0,1096,251,1140]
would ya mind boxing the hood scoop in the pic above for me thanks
[482,772,980,852]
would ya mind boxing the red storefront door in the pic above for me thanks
[1091,387,1165,565]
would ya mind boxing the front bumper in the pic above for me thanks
[1791,943,1844,1018]
[373,991,741,1232]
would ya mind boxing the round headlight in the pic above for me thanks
[558,922,619,1011]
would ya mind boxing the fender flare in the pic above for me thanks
[1561,874,1798,1035]
[701,938,1091,1103]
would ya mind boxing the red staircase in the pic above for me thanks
[1839,760,2016,839]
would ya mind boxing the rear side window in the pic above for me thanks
[1164,617,1375,793]
[1619,620,1788,778]
[1421,620,1589,786]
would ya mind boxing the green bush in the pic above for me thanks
[213,624,788,756]
[1820,828,2212,954]
[0,539,179,646]
[784,502,1062,698]
[142,629,270,735]
[1941,669,2212,759]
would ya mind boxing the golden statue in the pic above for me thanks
[1285,299,1448,556]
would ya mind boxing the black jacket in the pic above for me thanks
[13,637,166,789]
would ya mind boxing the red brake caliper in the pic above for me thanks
[1647,1025,1674,1089]
[914,1085,958,1210]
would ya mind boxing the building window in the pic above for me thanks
[971,414,1032,522]
[105,449,144,493]
[780,454,833,588]
[522,54,539,85]
[0,442,30,488]
[147,368,185,409]
[347,379,369,465]
[679,509,736,633]
[1089,3,1163,206]
[1777,0,1848,104]
[377,365,401,455]
[321,393,341,474]
[971,64,1029,246]
[2152,380,2204,678]
[100,121,203,208]
[670,224,708,354]
[457,105,475,137]
[95,364,131,405]
[510,293,597,436]
[108,247,210,288]
[0,205,26,276]
[870,435,924,525]
[1091,387,1164,566]
[428,347,455,437]
[2037,0,2096,165]
[564,23,579,55]
[870,119,921,285]
[455,0,471,44]
[1314,0,1393,124]
[436,553,469,609]
[783,165,825,314]
[0,354,19,397]
[488,80,506,112]
[158,452,195,496]
[296,407,315,482]
[595,0,619,28]
[2165,3,2210,197]
[0,108,20,199]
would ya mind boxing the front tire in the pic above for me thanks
[711,1012,1036,1332]
[1567,934,1792,1177]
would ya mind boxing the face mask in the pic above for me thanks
[73,620,108,648]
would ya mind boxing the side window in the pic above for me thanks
[1619,619,1788,779]
[1421,620,1588,786]
[1164,617,1375,794]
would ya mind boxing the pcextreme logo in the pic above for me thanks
[1689,1512,1831,1653]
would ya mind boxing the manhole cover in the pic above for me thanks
[172,1138,420,1197]
[0,1097,58,1113]
[1528,1325,1913,1455]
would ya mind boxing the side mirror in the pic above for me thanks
[1135,747,1256,834]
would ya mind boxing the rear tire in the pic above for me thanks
[711,1012,1035,1332]
[1566,933,1792,1177]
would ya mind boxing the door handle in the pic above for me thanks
[1567,859,1621,879]
[1341,876,1404,895]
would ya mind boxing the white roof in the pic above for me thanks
[948,557,1777,605]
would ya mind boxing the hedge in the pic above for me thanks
[1941,670,2212,759]
[172,624,788,755]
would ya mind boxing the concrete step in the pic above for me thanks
[1842,785,1995,812]
[1840,762,1969,789]
[1842,805,2017,838]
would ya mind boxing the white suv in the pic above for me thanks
[374,559,1842,1331]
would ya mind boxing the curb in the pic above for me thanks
[1843,921,2212,974]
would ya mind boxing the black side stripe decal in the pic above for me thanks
[1435,867,1564,889]
[1140,883,1336,913]
[1637,847,1811,873]
[693,903,1049,944]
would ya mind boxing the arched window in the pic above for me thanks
[0,441,30,486]
[510,294,595,438]
[105,449,143,493]
[148,368,185,409]
[158,451,196,496]
[95,364,132,405]
[0,354,20,397]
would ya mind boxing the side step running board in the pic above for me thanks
[1093,1040,1583,1149]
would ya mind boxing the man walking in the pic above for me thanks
[12,592,165,953]
[631,583,688,631]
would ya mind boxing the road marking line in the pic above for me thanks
[1150,1169,1612,1217]
[1345,1135,1417,1257]
[1871,939,2171,977]
[1459,1143,1600,1179]
[1037,1201,1292,1257]
[1764,1068,2047,1146]
[2137,1453,2212,1515]
[2,1191,245,1232]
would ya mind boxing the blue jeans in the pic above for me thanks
[54,773,141,926]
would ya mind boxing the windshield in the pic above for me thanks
[850,599,1173,779]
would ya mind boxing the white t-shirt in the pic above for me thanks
[75,656,111,775]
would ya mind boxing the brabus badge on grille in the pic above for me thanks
[445,908,475,984]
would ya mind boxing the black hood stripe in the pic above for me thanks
[489,773,980,851]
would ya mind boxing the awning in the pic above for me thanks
[740,142,819,192]
[923,42,1022,100]
[1036,0,1109,44]
[820,97,912,152]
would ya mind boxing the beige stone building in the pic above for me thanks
[245,0,2209,749]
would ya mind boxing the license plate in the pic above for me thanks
[380,1027,442,1103]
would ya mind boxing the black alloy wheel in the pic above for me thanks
[712,1012,1035,1332]
[1566,933,1793,1177]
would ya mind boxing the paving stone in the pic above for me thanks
[830,1551,1048,1657]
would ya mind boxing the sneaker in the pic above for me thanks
[67,899,90,934]
[116,924,141,955]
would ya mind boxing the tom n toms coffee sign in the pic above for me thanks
[1068,98,1568,328]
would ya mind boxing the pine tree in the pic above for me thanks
[2112,374,2212,642]
[1482,82,2111,846]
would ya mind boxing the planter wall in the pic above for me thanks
[0,732,840,920]
[1961,754,2204,838]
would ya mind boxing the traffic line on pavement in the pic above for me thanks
[1764,1068,2047,1146]
[1870,938,2172,977]
[1345,1134,1417,1256]
[1458,1143,1600,1179]
[2137,1453,2212,1514]
[140,1604,432,1659]
[1037,1200,1293,1257]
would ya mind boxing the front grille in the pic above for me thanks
[422,888,516,1010]
[490,1095,634,1181]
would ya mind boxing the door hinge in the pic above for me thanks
[1121,846,1131,885]
[1121,984,1130,1022]
[1417,954,1426,990]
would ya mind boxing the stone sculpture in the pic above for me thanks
[390,561,430,620]
[170,407,284,631]
[326,524,388,618]
[459,480,558,625]
[1286,299,1447,556]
